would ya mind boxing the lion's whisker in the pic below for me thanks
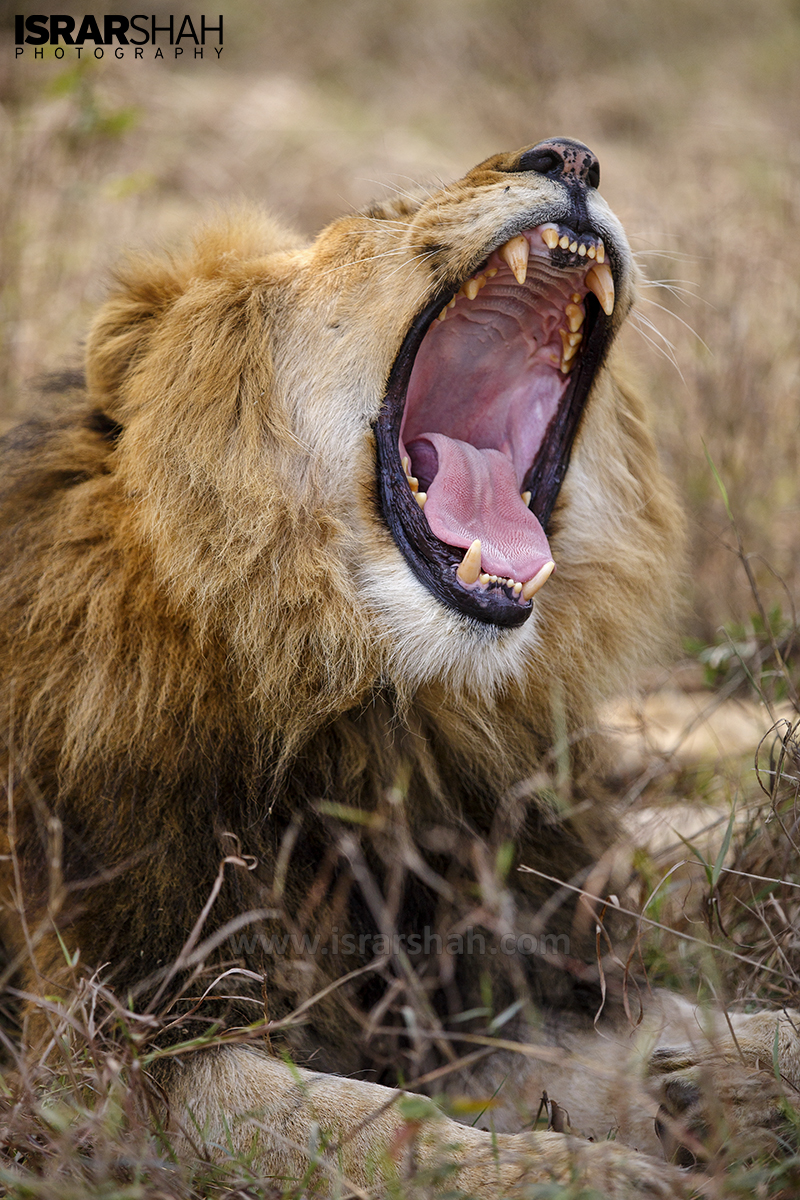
[315,247,410,278]
[639,279,701,298]
[630,242,708,262]
[630,312,685,379]
[638,295,709,349]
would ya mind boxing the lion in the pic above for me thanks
[1,138,798,1199]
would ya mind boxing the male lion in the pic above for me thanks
[1,139,798,1198]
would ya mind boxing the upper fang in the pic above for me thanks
[585,262,615,316]
[499,236,529,285]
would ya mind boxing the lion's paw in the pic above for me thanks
[648,1008,800,1167]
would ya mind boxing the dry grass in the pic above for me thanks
[2,1,800,1195]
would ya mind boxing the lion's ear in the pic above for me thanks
[85,211,301,414]
[85,255,185,412]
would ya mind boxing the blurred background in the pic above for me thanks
[1,0,799,641]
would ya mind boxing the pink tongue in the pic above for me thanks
[410,433,553,580]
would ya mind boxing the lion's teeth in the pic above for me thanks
[521,490,531,506]
[587,245,596,260]
[479,573,490,584]
[416,492,427,509]
[565,303,584,332]
[499,235,529,285]
[569,240,578,253]
[521,561,555,601]
[456,538,482,585]
[596,241,605,264]
[463,278,480,300]
[559,329,583,372]
[438,308,448,321]
[558,235,570,250]
[541,227,559,250]
[578,244,587,257]
[585,263,615,316]
[513,581,523,596]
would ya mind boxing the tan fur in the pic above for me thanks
[1,147,796,1197]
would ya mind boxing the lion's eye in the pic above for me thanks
[375,222,618,626]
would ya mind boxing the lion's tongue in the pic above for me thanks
[407,433,553,580]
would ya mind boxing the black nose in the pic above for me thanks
[517,138,600,189]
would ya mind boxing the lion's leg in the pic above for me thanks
[465,1022,665,1156]
[166,1046,688,1197]
[448,1002,685,1159]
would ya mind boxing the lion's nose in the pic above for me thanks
[517,138,601,190]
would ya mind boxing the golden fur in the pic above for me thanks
[2,145,797,1198]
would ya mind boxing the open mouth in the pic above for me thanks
[374,222,617,627]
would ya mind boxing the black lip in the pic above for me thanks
[374,236,614,627]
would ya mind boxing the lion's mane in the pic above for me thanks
[0,170,683,1074]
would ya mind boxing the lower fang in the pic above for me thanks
[456,539,482,585]
[521,561,555,601]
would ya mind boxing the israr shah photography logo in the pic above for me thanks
[14,13,223,59]
[228,927,571,959]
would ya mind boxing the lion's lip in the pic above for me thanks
[374,221,616,627]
